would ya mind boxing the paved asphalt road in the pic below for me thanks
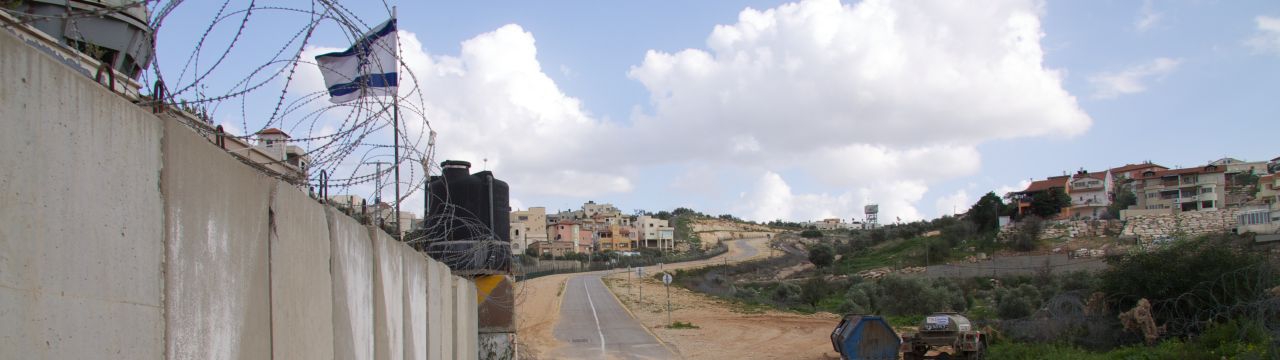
[551,238,763,359]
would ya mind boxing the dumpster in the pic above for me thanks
[830,314,900,360]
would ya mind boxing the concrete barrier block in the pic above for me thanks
[440,270,455,360]
[426,259,449,360]
[0,28,164,359]
[161,119,273,359]
[454,276,479,360]
[271,183,335,360]
[372,230,405,360]
[403,247,429,360]
[330,208,374,360]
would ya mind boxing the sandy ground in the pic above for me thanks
[515,272,573,359]
[605,238,842,360]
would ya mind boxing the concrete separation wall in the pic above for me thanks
[373,231,406,360]
[271,180,335,360]
[331,207,375,360]
[162,119,274,359]
[0,28,163,359]
[455,277,479,360]
[428,260,451,360]
[403,251,431,360]
[2,23,491,360]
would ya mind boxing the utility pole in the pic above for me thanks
[364,161,392,223]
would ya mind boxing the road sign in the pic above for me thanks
[662,273,673,286]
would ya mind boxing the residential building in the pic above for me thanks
[510,221,529,255]
[1109,162,1168,181]
[594,223,633,252]
[1259,174,1280,206]
[1010,176,1070,218]
[635,215,674,250]
[582,201,621,218]
[1268,156,1280,174]
[814,218,843,230]
[1067,170,1112,219]
[328,194,366,210]
[1209,157,1267,175]
[511,207,549,244]
[529,240,574,257]
[1134,165,1227,213]
[255,128,290,161]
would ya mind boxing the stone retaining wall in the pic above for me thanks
[1120,209,1238,241]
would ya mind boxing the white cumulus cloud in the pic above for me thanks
[627,0,1090,220]
[1246,16,1280,56]
[1088,57,1182,99]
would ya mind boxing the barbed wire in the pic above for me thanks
[6,0,512,276]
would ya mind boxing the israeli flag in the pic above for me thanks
[315,18,398,104]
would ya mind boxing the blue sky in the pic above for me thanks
[153,0,1280,222]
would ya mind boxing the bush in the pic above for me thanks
[808,243,835,268]
[773,282,801,304]
[996,284,1041,319]
[800,229,824,238]
[799,277,832,310]
[1100,234,1276,335]
[878,276,963,315]
[1010,216,1044,251]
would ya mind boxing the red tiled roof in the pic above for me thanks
[1141,165,1225,178]
[257,128,290,138]
[1018,177,1068,194]
[1110,163,1167,174]
[1074,172,1107,180]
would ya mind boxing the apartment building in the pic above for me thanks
[1011,176,1070,218]
[511,207,549,243]
[1135,165,1226,212]
[635,215,674,250]
[1067,170,1112,219]
[510,221,529,255]
[1109,162,1168,181]
[1259,173,1280,207]
[582,201,621,218]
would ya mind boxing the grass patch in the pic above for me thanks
[667,321,700,329]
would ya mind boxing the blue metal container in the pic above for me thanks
[830,314,901,360]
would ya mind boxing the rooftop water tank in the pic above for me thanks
[422,160,511,274]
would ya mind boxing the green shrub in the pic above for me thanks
[800,229,824,238]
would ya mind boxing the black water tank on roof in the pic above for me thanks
[422,160,511,274]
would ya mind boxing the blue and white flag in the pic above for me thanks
[315,18,398,104]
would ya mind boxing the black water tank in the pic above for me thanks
[422,160,511,274]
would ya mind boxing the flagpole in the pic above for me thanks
[392,6,402,241]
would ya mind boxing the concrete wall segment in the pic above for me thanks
[330,207,375,360]
[403,247,430,360]
[372,230,405,360]
[0,27,165,359]
[270,182,336,360]
[162,118,274,359]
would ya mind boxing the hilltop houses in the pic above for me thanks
[1009,157,1276,222]
[516,201,675,257]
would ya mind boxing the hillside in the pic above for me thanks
[688,218,781,248]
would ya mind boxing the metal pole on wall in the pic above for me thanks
[391,6,402,241]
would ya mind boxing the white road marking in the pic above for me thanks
[584,278,607,355]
